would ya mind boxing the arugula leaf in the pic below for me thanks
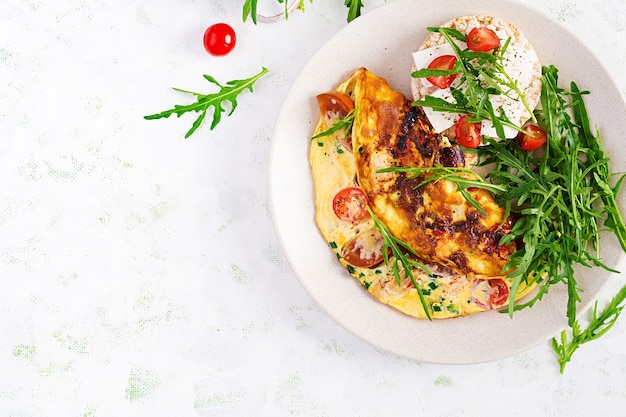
[403,65,626,356]
[242,0,259,24]
[345,0,364,22]
[552,285,626,373]
[243,0,363,24]
[367,207,433,319]
[144,67,268,138]
[474,66,626,328]
[379,165,507,216]
[310,108,357,141]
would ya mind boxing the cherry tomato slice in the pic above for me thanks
[341,228,385,268]
[332,187,369,222]
[455,115,482,148]
[466,27,501,52]
[518,124,548,151]
[316,92,354,119]
[471,278,510,310]
[203,23,236,56]
[426,55,459,89]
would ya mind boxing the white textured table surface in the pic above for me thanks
[2,0,626,416]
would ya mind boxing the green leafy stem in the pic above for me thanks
[552,285,626,373]
[144,67,268,138]
[400,65,626,372]
[242,0,364,24]
[367,206,434,319]
[379,165,507,216]
[310,107,358,142]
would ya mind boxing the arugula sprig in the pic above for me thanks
[411,27,535,140]
[242,0,364,24]
[243,0,306,23]
[367,207,433,319]
[393,65,626,370]
[311,107,357,141]
[552,285,626,373]
[344,0,364,22]
[378,165,507,216]
[144,67,268,138]
[477,67,626,360]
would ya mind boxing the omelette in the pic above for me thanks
[310,67,535,319]
[309,15,540,319]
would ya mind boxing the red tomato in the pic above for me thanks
[341,229,385,268]
[203,23,236,56]
[426,55,459,89]
[455,115,482,148]
[316,92,354,118]
[466,27,501,52]
[332,187,369,222]
[518,124,548,150]
[471,278,510,310]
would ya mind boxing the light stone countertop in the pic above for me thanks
[1,0,625,416]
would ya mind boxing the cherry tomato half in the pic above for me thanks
[471,278,510,310]
[332,187,369,222]
[466,27,500,52]
[203,23,236,56]
[341,228,385,268]
[518,124,548,151]
[455,115,482,148]
[426,55,459,89]
[316,92,354,119]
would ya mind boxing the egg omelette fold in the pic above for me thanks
[310,67,535,319]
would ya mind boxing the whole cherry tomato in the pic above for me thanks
[466,27,501,52]
[203,23,236,56]
[455,115,482,148]
[518,124,548,151]
[426,55,459,89]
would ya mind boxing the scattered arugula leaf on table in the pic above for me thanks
[242,0,365,24]
[344,0,365,22]
[144,67,268,139]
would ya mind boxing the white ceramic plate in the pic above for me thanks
[269,0,626,364]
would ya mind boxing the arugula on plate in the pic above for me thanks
[411,54,626,371]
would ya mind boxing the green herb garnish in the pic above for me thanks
[481,66,626,321]
[144,67,268,138]
[552,285,626,373]
[397,64,626,370]
[379,165,507,216]
[344,0,364,22]
[367,207,433,319]
[242,0,364,24]
[310,108,357,141]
